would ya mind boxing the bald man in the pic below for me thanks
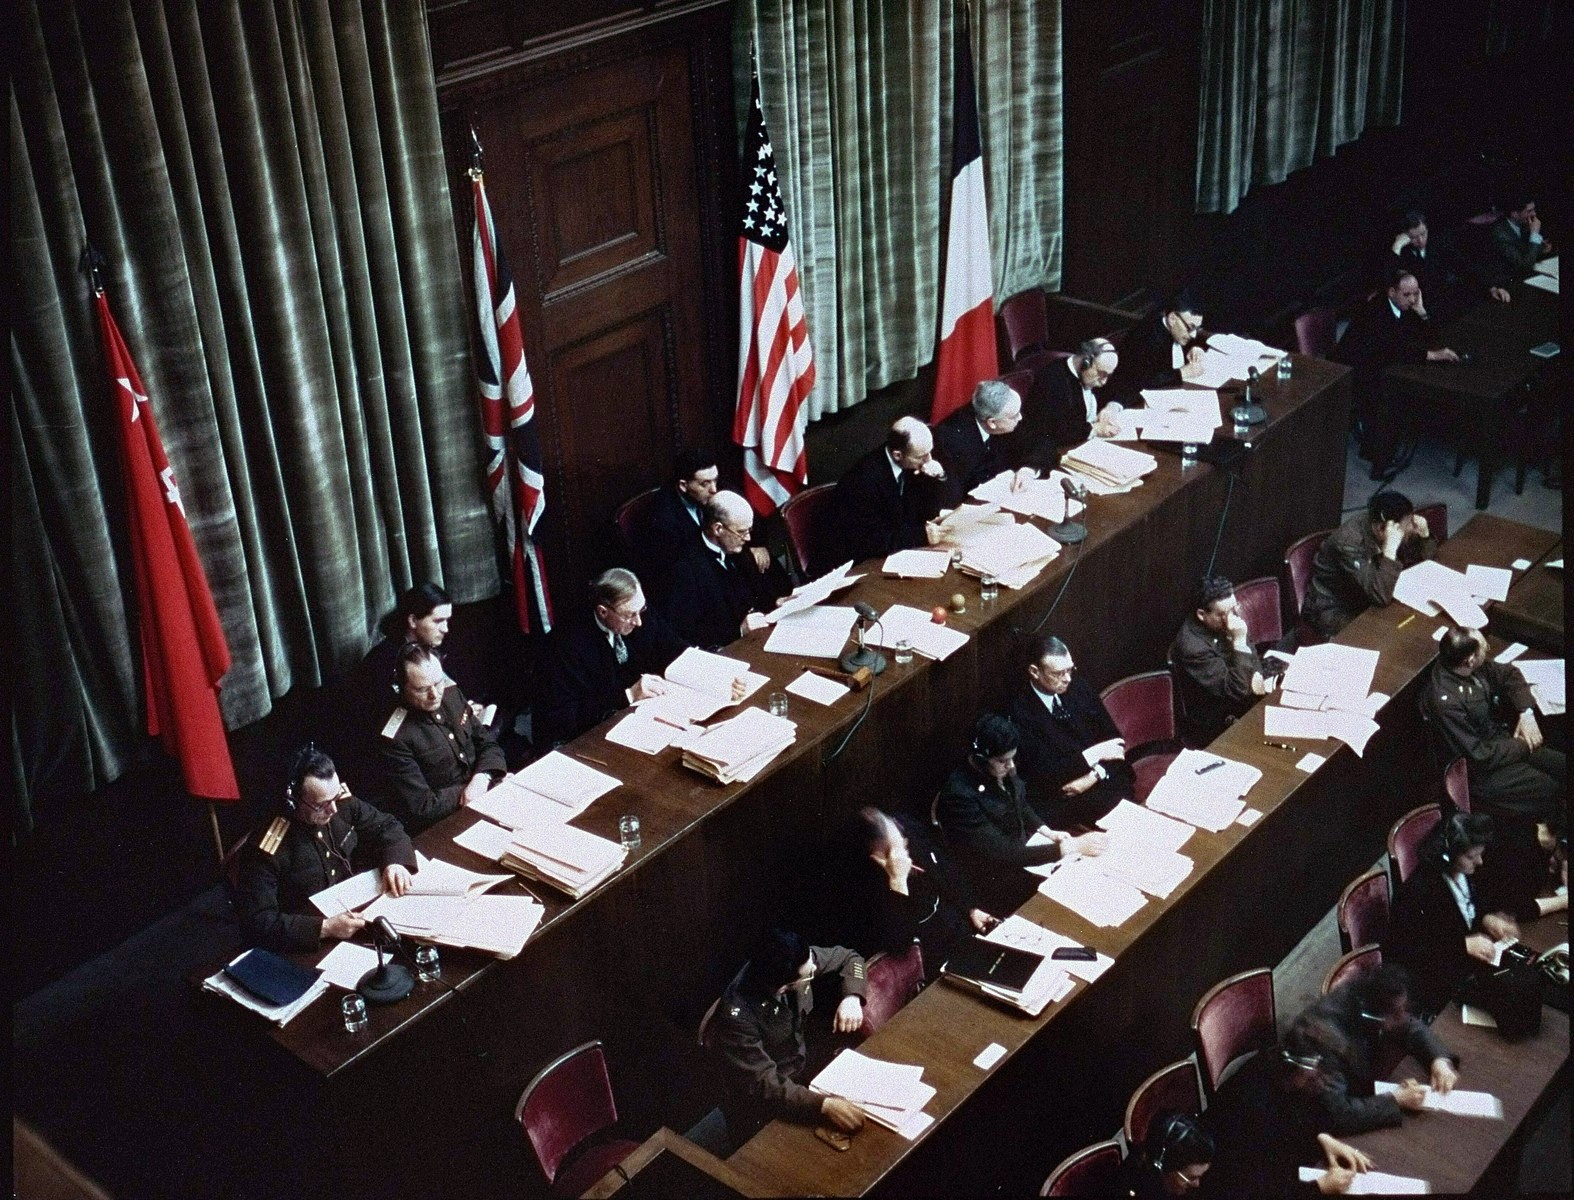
[824,416,948,570]
[661,490,782,650]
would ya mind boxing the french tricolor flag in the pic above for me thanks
[930,14,998,423]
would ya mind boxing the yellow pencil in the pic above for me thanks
[1396,614,1415,630]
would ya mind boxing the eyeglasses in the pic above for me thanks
[723,524,753,538]
[299,786,351,815]
[1039,663,1075,678]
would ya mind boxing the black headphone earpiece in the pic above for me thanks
[286,741,317,811]
[1151,1112,1188,1172]
[1440,813,1470,863]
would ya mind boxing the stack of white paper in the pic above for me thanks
[968,470,1085,522]
[766,562,862,622]
[1393,560,1489,628]
[984,915,1114,984]
[1035,856,1149,927]
[1279,644,1381,710]
[1463,564,1513,602]
[468,756,618,828]
[1515,657,1565,715]
[1143,750,1261,830]
[604,708,688,754]
[867,604,970,661]
[681,706,797,784]
[202,958,329,1026]
[361,890,545,959]
[764,605,856,658]
[407,852,513,898]
[1298,1167,1431,1194]
[882,549,952,578]
[1097,798,1196,854]
[494,813,626,899]
[957,519,1061,588]
[1061,439,1159,492]
[1263,706,1381,756]
[1123,388,1224,444]
[810,1050,936,1139]
[640,647,771,724]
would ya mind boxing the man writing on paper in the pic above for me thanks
[709,930,868,1138]
[375,644,506,833]
[936,714,1107,912]
[1171,576,1282,743]
[1029,337,1125,450]
[661,490,785,650]
[534,567,690,747]
[1422,628,1564,825]
[1302,491,1436,639]
[236,745,414,952]
[1009,634,1135,828]
[1107,290,1208,401]
[826,416,948,570]
[931,379,1046,507]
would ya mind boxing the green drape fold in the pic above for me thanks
[11,0,496,824]
[734,1,1064,419]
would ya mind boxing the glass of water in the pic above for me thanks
[768,691,789,717]
[949,546,964,570]
[619,814,642,850]
[413,943,441,983]
[980,573,999,602]
[1181,443,1199,466]
[893,638,913,665]
[341,992,369,1034]
[1276,354,1292,381]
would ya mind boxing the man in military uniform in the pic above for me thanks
[235,746,415,953]
[1170,575,1281,743]
[1302,491,1435,639]
[708,930,869,1139]
[1422,627,1564,822]
[375,644,507,833]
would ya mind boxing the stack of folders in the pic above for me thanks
[203,949,328,1026]
[941,934,1072,1017]
[809,1049,936,1139]
[957,520,1061,589]
[495,812,626,900]
[1059,439,1158,493]
[681,707,797,784]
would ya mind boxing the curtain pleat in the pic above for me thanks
[734,1,1064,420]
[10,0,495,824]
[1196,0,1404,215]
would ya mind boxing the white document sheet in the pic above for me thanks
[1464,564,1513,602]
[868,604,970,661]
[1060,438,1159,488]
[1375,1081,1504,1119]
[1235,807,1263,827]
[604,709,685,754]
[763,605,856,658]
[1096,798,1195,854]
[435,894,544,959]
[1035,857,1148,927]
[315,941,380,990]
[1208,333,1287,360]
[452,816,523,862]
[986,916,1114,984]
[310,869,384,917]
[1142,749,1261,831]
[765,562,862,622]
[785,670,850,706]
[1295,752,1327,773]
[968,470,1085,522]
[810,1049,936,1135]
[1139,387,1224,422]
[1537,255,1558,279]
[1298,1167,1431,1194]
[1514,657,1565,714]
[362,892,468,933]
[1263,706,1380,756]
[1494,642,1527,663]
[1394,560,1489,627]
[1093,842,1195,899]
[958,520,1061,584]
[505,751,620,815]
[1280,643,1380,708]
[1525,273,1558,293]
[882,548,952,578]
[665,647,770,702]
[408,851,512,898]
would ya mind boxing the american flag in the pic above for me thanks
[472,170,553,634]
[734,67,815,516]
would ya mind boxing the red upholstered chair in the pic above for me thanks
[1466,210,1501,226]
[1039,1139,1124,1196]
[1293,307,1338,359]
[1336,868,1391,954]
[1321,945,1382,996]
[1442,757,1471,814]
[1388,804,1442,889]
[780,481,837,580]
[1123,1058,1204,1149]
[1190,967,1276,1102]
[613,487,662,560]
[1234,576,1284,648]
[1414,502,1448,546]
[999,289,1050,364]
[1282,529,1332,643]
[1100,671,1180,802]
[860,944,925,1035]
[1000,367,1035,398]
[515,1041,641,1199]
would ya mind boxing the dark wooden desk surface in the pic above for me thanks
[582,1128,773,1199]
[1490,539,1564,654]
[725,514,1562,1197]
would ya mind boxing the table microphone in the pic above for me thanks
[358,916,416,1005]
[1048,476,1088,545]
[1231,365,1267,426]
[839,601,887,676]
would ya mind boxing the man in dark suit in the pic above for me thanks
[931,378,1042,506]
[1335,267,1459,476]
[534,567,689,747]
[1390,209,1509,319]
[1008,633,1134,828]
[642,447,717,594]
[824,416,948,570]
[661,490,781,650]
[1107,289,1207,403]
[1026,337,1124,451]
[1484,192,1553,285]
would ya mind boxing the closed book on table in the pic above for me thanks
[223,949,323,1007]
[941,935,1042,994]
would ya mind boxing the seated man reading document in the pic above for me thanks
[931,379,1048,506]
[660,490,783,651]
[1301,491,1435,639]
[1107,289,1207,402]
[1028,337,1124,450]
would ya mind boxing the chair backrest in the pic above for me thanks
[1322,945,1382,996]
[1233,575,1283,648]
[780,482,836,580]
[1466,209,1501,226]
[999,289,1050,364]
[1000,367,1035,399]
[613,487,663,560]
[1442,757,1471,814]
[1190,967,1276,1101]
[1282,529,1331,628]
[1293,307,1338,358]
[1100,671,1177,750]
[1336,868,1392,954]
[1123,1058,1204,1149]
[515,1041,619,1185]
[1413,502,1449,546]
[1388,803,1442,887]
[1040,1139,1124,1196]
[860,944,925,1035]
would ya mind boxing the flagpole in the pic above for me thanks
[207,802,226,866]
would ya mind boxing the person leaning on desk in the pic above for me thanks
[1300,490,1435,640]
[234,745,414,953]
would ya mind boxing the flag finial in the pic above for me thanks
[468,122,484,181]
[81,242,107,296]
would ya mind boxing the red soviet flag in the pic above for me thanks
[96,290,239,801]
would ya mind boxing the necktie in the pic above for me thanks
[612,633,628,666]
[897,474,906,497]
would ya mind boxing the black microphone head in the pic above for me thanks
[1059,475,1086,500]
[852,600,880,621]
[372,915,403,946]
[1248,365,1260,382]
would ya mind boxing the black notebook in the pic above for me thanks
[942,936,1043,993]
[223,948,323,1007]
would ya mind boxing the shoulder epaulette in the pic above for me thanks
[258,816,289,856]
[381,707,409,739]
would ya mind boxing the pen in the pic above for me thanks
[1194,759,1225,775]
[1396,614,1416,630]
[574,751,609,767]
[1262,740,1297,751]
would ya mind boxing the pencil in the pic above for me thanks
[574,751,609,767]
[1396,614,1415,629]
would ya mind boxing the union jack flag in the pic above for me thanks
[472,170,553,634]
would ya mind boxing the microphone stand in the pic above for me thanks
[1230,366,1267,426]
[839,610,887,675]
[357,920,416,1005]
[1047,477,1088,545]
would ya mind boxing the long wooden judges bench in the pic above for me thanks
[205,358,1378,1193]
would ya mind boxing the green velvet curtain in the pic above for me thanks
[733,0,1063,420]
[1195,0,1405,215]
[11,0,496,825]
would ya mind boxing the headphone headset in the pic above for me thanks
[970,718,1019,761]
[1281,1047,1323,1072]
[1439,812,1472,864]
[285,742,318,812]
[1150,1112,1191,1172]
